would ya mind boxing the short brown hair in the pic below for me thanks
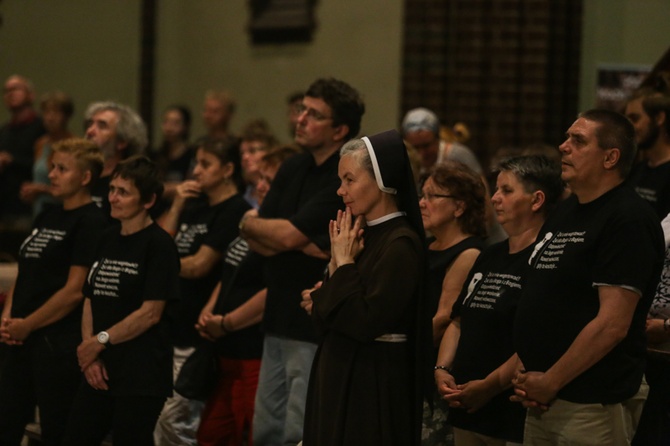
[427,161,487,237]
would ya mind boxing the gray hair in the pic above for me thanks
[498,155,564,210]
[85,101,148,155]
[340,138,373,178]
[401,107,440,136]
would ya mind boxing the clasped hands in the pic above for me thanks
[436,370,497,413]
[196,312,227,341]
[75,336,109,390]
[328,207,364,275]
[437,369,555,413]
[0,317,31,345]
[510,370,556,410]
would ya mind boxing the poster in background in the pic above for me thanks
[596,64,651,111]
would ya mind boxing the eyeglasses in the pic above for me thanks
[297,104,332,122]
[419,193,456,201]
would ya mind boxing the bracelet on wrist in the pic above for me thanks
[238,214,254,231]
[664,318,670,332]
[434,365,451,372]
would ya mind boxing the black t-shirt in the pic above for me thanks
[448,240,529,442]
[84,223,180,397]
[214,237,265,359]
[258,150,343,343]
[627,160,670,219]
[12,202,106,336]
[169,194,250,347]
[515,185,664,404]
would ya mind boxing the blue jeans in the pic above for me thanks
[252,335,317,446]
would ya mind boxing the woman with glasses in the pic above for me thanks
[436,155,564,445]
[420,161,487,444]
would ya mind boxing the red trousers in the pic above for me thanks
[197,357,261,446]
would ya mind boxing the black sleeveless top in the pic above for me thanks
[426,236,485,319]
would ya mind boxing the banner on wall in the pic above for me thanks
[596,64,651,111]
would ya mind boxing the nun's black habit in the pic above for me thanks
[302,130,427,446]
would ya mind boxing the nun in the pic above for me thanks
[302,130,427,445]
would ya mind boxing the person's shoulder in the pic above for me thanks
[449,142,482,172]
[146,223,180,254]
[281,150,311,170]
[77,201,105,215]
[209,193,250,217]
[147,222,175,240]
[269,150,310,183]
[594,186,663,240]
[460,235,486,251]
[480,238,510,257]
[450,141,474,155]
[75,202,108,226]
[228,192,252,210]
[611,184,656,213]
[646,158,670,173]
[100,224,119,238]
[36,202,64,217]
[385,218,424,244]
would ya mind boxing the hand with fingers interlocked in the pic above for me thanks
[328,207,365,276]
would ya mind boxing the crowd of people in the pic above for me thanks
[0,71,669,446]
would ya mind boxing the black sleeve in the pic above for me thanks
[143,231,181,302]
[311,235,422,341]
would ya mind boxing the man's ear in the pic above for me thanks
[332,124,350,143]
[603,148,620,171]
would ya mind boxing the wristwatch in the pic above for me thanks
[96,331,111,347]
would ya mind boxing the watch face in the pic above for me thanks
[97,331,110,344]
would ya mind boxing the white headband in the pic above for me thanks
[362,136,397,195]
